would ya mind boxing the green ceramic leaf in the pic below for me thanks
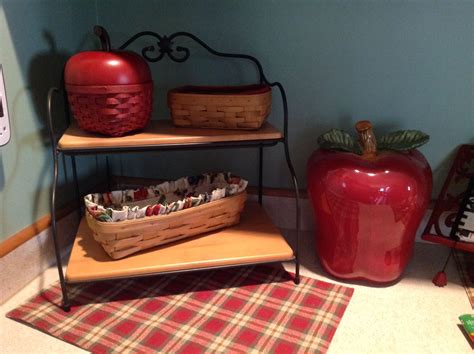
[317,129,360,153]
[378,130,429,151]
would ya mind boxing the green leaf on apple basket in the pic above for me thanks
[317,129,360,154]
[378,130,429,151]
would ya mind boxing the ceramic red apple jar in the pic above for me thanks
[65,26,153,136]
[307,121,432,283]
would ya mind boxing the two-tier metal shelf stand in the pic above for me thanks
[48,27,301,312]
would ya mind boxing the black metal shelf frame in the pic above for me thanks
[47,26,301,312]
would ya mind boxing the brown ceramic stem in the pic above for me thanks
[93,25,111,52]
[355,120,377,158]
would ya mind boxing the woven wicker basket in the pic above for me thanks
[66,83,153,137]
[168,84,271,130]
[86,191,246,259]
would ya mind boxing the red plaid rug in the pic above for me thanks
[7,265,353,353]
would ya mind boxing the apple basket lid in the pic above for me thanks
[65,50,152,86]
[65,26,152,87]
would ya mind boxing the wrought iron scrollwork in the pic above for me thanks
[93,26,268,84]
[102,27,288,141]
[93,26,291,131]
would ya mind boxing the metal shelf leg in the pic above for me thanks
[271,79,301,285]
[283,142,301,285]
[51,150,71,311]
[70,155,81,218]
[106,156,111,190]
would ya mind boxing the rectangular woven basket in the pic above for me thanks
[86,191,247,259]
[168,84,271,130]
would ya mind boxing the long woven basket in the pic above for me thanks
[168,84,271,130]
[86,191,246,259]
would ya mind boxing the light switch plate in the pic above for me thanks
[0,64,11,146]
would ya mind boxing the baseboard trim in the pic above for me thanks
[0,212,78,304]
[0,204,77,258]
[0,176,434,259]
[0,185,306,259]
[0,181,107,258]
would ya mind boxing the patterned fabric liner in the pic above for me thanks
[85,172,248,222]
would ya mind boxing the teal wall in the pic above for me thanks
[0,0,472,241]
[0,0,99,241]
[97,0,473,195]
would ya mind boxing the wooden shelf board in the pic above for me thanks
[422,234,474,253]
[66,202,294,283]
[58,120,283,151]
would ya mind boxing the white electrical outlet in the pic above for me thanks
[0,64,11,146]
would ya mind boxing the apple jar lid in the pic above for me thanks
[317,120,430,158]
[64,26,152,87]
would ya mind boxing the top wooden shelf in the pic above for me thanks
[58,120,283,153]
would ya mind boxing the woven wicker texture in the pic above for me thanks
[66,83,153,137]
[86,191,247,259]
[168,85,271,130]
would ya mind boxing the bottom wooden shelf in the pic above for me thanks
[65,202,295,283]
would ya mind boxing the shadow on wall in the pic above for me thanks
[24,29,99,231]
[27,29,97,142]
[26,32,72,240]
[0,30,71,240]
[1,0,98,243]
[28,31,70,144]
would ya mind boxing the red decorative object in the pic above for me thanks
[307,121,432,283]
[420,144,474,288]
[64,27,153,136]
[7,266,354,353]
[432,271,448,287]
[422,144,474,252]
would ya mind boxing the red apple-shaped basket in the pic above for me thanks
[307,121,432,283]
[65,26,153,136]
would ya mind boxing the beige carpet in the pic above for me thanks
[455,250,474,309]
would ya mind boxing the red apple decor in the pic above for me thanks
[65,26,153,136]
[307,121,432,283]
